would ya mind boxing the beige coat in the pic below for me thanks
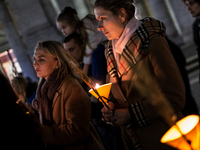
[38,75,105,150]
[108,36,185,150]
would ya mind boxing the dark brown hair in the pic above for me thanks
[64,32,84,46]
[57,7,93,50]
[57,7,80,30]
[182,0,200,5]
[94,0,135,22]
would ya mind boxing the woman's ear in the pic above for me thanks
[55,60,59,68]
[119,8,127,23]
[81,44,86,55]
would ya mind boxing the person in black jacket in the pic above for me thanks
[166,36,199,115]
[182,0,200,82]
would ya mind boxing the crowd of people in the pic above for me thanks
[1,0,200,150]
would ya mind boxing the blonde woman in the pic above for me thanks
[32,40,105,150]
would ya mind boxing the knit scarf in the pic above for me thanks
[34,69,64,126]
[106,17,166,81]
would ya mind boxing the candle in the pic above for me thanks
[89,83,112,105]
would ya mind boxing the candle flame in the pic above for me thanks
[95,83,100,89]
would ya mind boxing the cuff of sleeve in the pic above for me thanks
[128,101,150,128]
[32,99,38,111]
[83,55,92,64]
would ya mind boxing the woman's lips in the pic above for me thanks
[35,69,40,72]
[103,31,108,35]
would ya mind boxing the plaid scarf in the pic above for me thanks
[106,17,166,81]
[106,17,166,150]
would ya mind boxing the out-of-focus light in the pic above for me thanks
[161,115,200,150]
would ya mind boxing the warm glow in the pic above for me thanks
[177,116,199,134]
[161,115,200,150]
[95,83,100,89]
[89,83,112,104]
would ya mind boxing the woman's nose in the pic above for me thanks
[187,6,191,11]
[33,60,38,67]
[97,21,103,31]
[60,29,65,34]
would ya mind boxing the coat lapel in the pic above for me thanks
[117,17,166,78]
[52,91,60,108]
[51,75,70,108]
[106,41,118,83]
[106,17,166,79]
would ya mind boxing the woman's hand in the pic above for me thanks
[101,102,130,126]
[112,108,130,126]
[101,101,115,123]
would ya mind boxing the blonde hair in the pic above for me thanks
[35,40,81,81]
[11,76,28,103]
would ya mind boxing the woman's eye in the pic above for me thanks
[186,1,196,6]
[39,59,45,62]
[69,48,74,52]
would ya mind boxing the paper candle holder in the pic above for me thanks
[89,83,112,105]
[161,115,200,150]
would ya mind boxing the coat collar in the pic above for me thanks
[106,17,166,79]
[52,74,71,108]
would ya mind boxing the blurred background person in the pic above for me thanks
[166,36,199,115]
[32,40,105,150]
[11,76,37,113]
[11,76,28,103]
[182,0,200,82]
[63,32,92,92]
[0,72,44,150]
[56,6,107,84]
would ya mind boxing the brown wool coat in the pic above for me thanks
[36,76,105,150]
[108,36,185,150]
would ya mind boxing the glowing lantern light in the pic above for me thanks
[161,115,200,150]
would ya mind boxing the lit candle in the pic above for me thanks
[96,83,100,89]
[89,83,112,105]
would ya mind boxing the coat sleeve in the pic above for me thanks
[41,79,91,145]
[128,36,185,127]
[32,98,38,111]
